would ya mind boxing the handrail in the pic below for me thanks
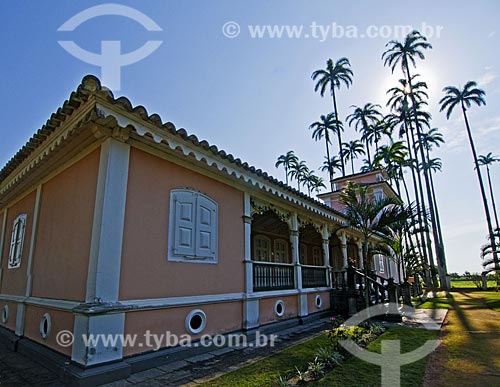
[354,269,387,289]
[251,260,294,267]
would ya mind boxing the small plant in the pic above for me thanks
[315,346,344,367]
[275,374,290,387]
[329,315,344,329]
[307,357,325,380]
[295,366,308,383]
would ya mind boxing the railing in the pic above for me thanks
[253,262,295,292]
[302,266,329,288]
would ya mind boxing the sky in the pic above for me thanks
[1,0,499,274]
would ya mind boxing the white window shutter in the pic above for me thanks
[195,195,217,260]
[8,214,26,269]
[173,191,196,257]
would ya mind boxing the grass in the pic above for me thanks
[198,334,330,387]
[423,291,500,386]
[309,327,439,387]
[199,327,439,387]
[415,291,454,309]
[450,280,496,289]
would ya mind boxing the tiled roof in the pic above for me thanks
[0,75,347,220]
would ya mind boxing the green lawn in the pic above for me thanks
[199,327,439,387]
[416,292,454,309]
[309,327,439,387]
[472,291,500,311]
[450,280,496,289]
[199,334,330,387]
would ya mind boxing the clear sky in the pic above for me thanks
[1,0,499,274]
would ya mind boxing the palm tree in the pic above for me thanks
[275,150,298,185]
[439,81,499,270]
[347,103,383,166]
[307,173,326,195]
[309,113,343,189]
[373,141,408,194]
[478,152,500,232]
[320,155,343,185]
[312,58,354,176]
[383,30,446,288]
[340,182,413,305]
[342,140,365,175]
[289,160,309,192]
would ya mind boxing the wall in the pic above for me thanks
[119,148,245,300]
[31,149,100,301]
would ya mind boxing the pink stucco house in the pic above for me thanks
[0,76,398,384]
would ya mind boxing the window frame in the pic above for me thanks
[299,243,308,264]
[273,238,288,263]
[8,214,27,269]
[253,234,271,262]
[312,246,323,266]
[378,255,385,273]
[168,189,218,264]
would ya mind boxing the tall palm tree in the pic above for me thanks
[312,57,354,176]
[342,140,365,175]
[383,30,446,288]
[439,81,499,270]
[347,103,383,166]
[289,160,309,192]
[478,152,500,232]
[275,150,298,185]
[373,141,408,194]
[309,113,343,189]
[320,156,343,184]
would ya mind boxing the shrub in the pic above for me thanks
[275,374,290,387]
[307,357,325,380]
[315,346,344,368]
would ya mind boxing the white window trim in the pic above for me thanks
[168,189,218,264]
[8,214,27,269]
[253,235,271,262]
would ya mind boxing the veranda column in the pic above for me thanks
[72,133,130,367]
[243,192,259,330]
[322,225,331,287]
[340,232,348,268]
[289,213,307,317]
[357,240,364,270]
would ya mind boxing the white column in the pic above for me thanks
[290,213,307,317]
[340,232,348,268]
[322,225,331,286]
[243,192,259,330]
[72,137,129,366]
[0,208,8,290]
[16,185,42,336]
[357,240,364,270]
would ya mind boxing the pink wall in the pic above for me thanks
[31,150,100,301]
[259,295,298,325]
[119,148,245,300]
[0,192,36,296]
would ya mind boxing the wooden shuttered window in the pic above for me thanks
[169,190,218,263]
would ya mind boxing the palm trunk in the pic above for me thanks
[324,134,334,191]
[462,105,499,270]
[486,166,500,231]
[351,157,355,175]
[405,120,433,286]
[331,89,345,176]
[405,64,441,287]
[285,166,289,185]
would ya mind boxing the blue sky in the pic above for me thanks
[1,0,499,274]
